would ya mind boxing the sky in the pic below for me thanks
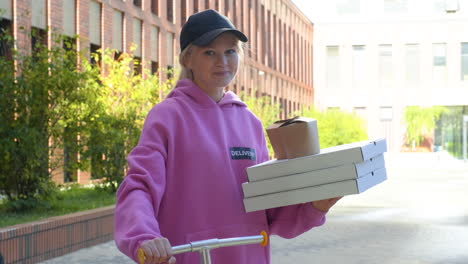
[289,0,330,23]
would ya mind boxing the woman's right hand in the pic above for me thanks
[139,237,176,264]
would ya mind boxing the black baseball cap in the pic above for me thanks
[180,9,248,51]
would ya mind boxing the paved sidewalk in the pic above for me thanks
[40,241,132,264]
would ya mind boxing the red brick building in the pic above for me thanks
[1,0,314,114]
[0,0,314,182]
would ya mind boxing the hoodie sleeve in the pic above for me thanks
[257,131,327,239]
[114,107,169,262]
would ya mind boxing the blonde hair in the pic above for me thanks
[177,39,246,82]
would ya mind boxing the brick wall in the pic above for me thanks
[9,0,314,115]
[0,206,114,264]
[6,0,315,182]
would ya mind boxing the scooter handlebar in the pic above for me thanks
[137,231,268,264]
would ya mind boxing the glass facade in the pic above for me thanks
[434,106,468,159]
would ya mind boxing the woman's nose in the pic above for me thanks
[216,54,228,64]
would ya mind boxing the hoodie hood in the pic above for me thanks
[167,79,247,108]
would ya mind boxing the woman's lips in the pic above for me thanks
[213,71,229,76]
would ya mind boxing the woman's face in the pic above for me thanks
[185,33,240,92]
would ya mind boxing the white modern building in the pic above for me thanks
[305,0,468,154]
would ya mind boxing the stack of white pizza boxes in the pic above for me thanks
[242,139,387,212]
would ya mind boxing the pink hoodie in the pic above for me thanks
[114,79,326,263]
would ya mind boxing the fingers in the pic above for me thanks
[139,242,156,263]
[328,196,343,206]
[162,238,173,258]
[140,237,174,264]
[312,196,343,212]
[155,237,176,264]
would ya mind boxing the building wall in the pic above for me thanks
[1,0,315,182]
[312,0,468,152]
[1,0,314,117]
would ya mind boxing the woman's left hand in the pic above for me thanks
[311,197,343,212]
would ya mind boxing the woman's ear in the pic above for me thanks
[181,49,192,69]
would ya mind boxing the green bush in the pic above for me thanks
[403,106,446,147]
[0,32,97,205]
[0,31,172,208]
[301,107,368,148]
[243,93,281,158]
[81,48,172,191]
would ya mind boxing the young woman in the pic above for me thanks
[114,9,340,264]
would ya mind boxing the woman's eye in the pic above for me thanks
[204,50,215,56]
[226,49,237,55]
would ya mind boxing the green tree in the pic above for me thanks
[301,107,368,148]
[243,93,281,158]
[0,32,98,206]
[81,48,172,190]
[0,31,173,207]
[403,106,446,148]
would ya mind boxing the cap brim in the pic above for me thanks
[192,28,248,46]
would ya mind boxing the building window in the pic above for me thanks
[336,0,360,15]
[0,0,12,20]
[261,5,266,64]
[205,0,210,9]
[32,0,47,31]
[90,43,100,65]
[461,42,468,81]
[0,18,13,60]
[405,44,420,86]
[379,44,393,89]
[113,10,123,52]
[134,57,142,75]
[166,32,174,79]
[31,0,47,54]
[151,61,159,74]
[132,18,142,57]
[353,107,367,120]
[134,0,142,8]
[384,0,408,14]
[326,46,340,91]
[380,106,393,121]
[90,1,101,46]
[151,26,159,74]
[379,106,393,151]
[31,27,47,55]
[133,18,142,74]
[62,0,76,37]
[444,0,460,13]
[90,1,102,65]
[167,0,174,23]
[432,43,447,84]
[151,0,159,15]
[433,0,444,13]
[1,0,13,60]
[62,35,76,55]
[352,45,366,90]
[267,10,272,68]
